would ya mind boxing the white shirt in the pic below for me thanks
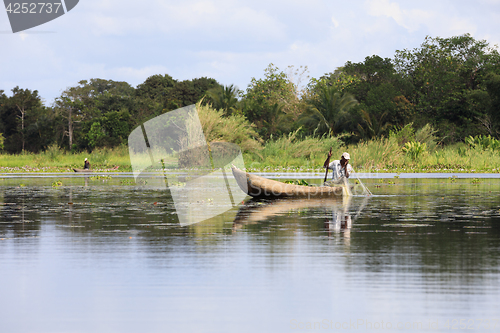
[327,160,353,181]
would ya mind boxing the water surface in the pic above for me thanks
[1,176,499,332]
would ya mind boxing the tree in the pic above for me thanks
[243,63,301,121]
[241,63,308,138]
[54,86,84,150]
[136,74,176,100]
[0,90,6,148]
[136,75,221,114]
[54,79,135,150]
[10,87,43,152]
[309,67,361,94]
[356,110,392,140]
[204,84,240,115]
[301,84,358,136]
[394,34,500,140]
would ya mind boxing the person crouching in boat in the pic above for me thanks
[324,152,353,185]
[84,158,91,170]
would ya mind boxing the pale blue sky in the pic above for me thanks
[1,0,499,104]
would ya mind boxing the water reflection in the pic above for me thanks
[233,196,360,233]
[1,178,500,333]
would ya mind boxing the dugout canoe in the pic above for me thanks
[231,166,350,198]
[73,168,92,172]
[73,166,119,172]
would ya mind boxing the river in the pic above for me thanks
[1,174,499,332]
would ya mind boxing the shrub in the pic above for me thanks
[403,141,427,160]
[196,102,263,155]
[390,123,437,150]
[389,123,415,146]
[45,143,63,161]
[465,135,500,151]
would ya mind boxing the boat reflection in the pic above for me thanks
[233,196,369,235]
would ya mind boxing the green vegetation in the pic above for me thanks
[284,179,310,186]
[52,180,62,187]
[0,146,130,172]
[242,123,500,173]
[89,175,112,181]
[1,110,500,173]
[1,34,500,173]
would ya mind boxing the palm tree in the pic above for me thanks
[356,110,392,140]
[301,85,358,136]
[261,103,293,139]
[205,84,240,116]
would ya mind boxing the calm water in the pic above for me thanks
[1,175,500,333]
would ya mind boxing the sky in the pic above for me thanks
[1,0,500,105]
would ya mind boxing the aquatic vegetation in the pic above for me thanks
[1,130,500,174]
[283,179,309,186]
[52,180,63,187]
[465,135,500,151]
[403,141,428,160]
[90,175,112,181]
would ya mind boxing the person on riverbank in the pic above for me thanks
[323,152,353,184]
[84,158,90,170]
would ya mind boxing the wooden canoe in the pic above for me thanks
[231,166,350,198]
[73,166,119,172]
[73,168,92,172]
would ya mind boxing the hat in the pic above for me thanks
[85,158,88,161]
[341,152,350,160]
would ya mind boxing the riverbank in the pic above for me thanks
[1,138,499,173]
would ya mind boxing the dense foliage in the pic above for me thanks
[1,34,499,155]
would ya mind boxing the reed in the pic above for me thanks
[245,136,500,173]
[1,133,500,173]
[0,145,132,172]
[245,130,344,171]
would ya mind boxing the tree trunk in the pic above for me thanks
[16,104,26,153]
[22,110,24,152]
[68,106,73,150]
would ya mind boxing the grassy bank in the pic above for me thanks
[0,145,132,173]
[243,135,500,173]
[1,137,500,173]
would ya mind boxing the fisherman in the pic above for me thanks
[84,158,91,170]
[323,152,353,184]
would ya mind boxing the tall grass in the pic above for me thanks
[244,135,500,173]
[245,130,344,170]
[351,137,402,171]
[197,102,263,154]
[1,122,500,173]
[0,145,131,172]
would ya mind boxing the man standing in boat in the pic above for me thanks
[324,152,353,184]
[84,158,91,170]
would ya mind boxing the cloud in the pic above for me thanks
[365,0,433,32]
[1,0,500,104]
[78,0,287,43]
[364,0,479,37]
[107,65,172,83]
[331,16,340,28]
